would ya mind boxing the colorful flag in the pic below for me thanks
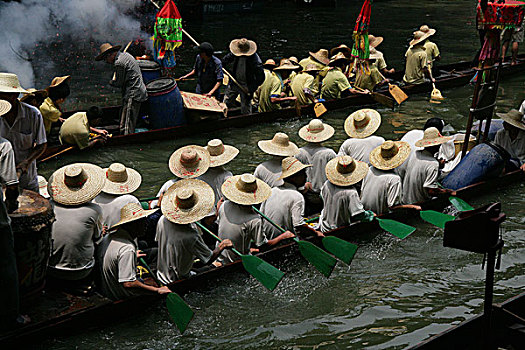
[153,0,182,68]
[351,0,372,75]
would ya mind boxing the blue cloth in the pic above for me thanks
[194,55,224,98]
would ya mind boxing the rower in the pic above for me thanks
[288,56,300,82]
[418,25,440,68]
[95,43,148,135]
[258,59,298,113]
[318,156,374,233]
[329,44,353,78]
[99,203,170,300]
[254,59,277,105]
[40,75,70,135]
[338,109,385,164]
[218,174,294,263]
[494,109,525,171]
[354,56,386,92]
[369,34,395,76]
[19,88,48,108]
[402,127,456,204]
[0,73,47,192]
[299,49,329,71]
[291,64,320,106]
[178,42,224,99]
[361,141,422,215]
[403,31,434,85]
[254,132,299,188]
[321,53,368,100]
[59,107,109,149]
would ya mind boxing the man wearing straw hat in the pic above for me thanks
[99,203,171,300]
[291,65,321,106]
[338,109,385,165]
[494,109,525,171]
[254,132,299,188]
[299,49,330,71]
[218,174,294,263]
[59,106,109,150]
[156,179,234,283]
[19,88,48,108]
[0,73,47,192]
[258,59,299,113]
[419,25,440,68]
[321,53,367,100]
[369,34,395,76]
[40,75,70,135]
[403,31,434,85]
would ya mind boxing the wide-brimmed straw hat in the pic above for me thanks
[496,109,525,131]
[111,203,157,229]
[37,175,50,198]
[415,127,453,148]
[19,88,48,103]
[410,31,429,47]
[368,35,384,48]
[330,44,352,57]
[0,99,12,116]
[48,163,105,206]
[325,156,369,187]
[329,52,350,67]
[169,145,211,179]
[419,25,437,37]
[102,163,142,195]
[48,76,71,89]
[258,132,299,157]
[206,139,239,167]
[344,109,382,139]
[369,48,382,60]
[309,49,330,66]
[0,73,28,93]
[299,119,335,143]
[229,38,257,57]
[369,141,411,170]
[221,173,272,205]
[161,179,215,224]
[95,43,122,61]
[274,59,301,71]
[279,157,311,180]
[289,56,299,64]
[302,64,321,73]
[263,59,277,69]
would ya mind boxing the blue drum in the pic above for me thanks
[138,60,161,83]
[146,77,185,129]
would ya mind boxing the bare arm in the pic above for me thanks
[427,187,456,197]
[267,230,295,246]
[270,96,297,104]
[179,69,196,80]
[122,280,171,294]
[17,143,46,175]
[206,81,222,97]
[206,239,233,264]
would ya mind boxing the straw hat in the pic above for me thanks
[415,127,453,148]
[206,139,239,167]
[302,64,321,73]
[47,163,105,206]
[410,31,429,47]
[309,49,330,66]
[168,145,211,179]
[0,73,28,93]
[298,119,335,143]
[419,25,437,37]
[95,43,122,61]
[329,52,350,67]
[263,59,277,69]
[48,76,71,89]
[279,157,311,180]
[274,59,301,71]
[344,109,382,139]
[221,173,271,205]
[496,109,525,131]
[325,156,369,187]
[229,38,257,57]
[0,99,12,116]
[368,35,384,48]
[330,44,352,57]
[369,141,411,171]
[111,203,157,230]
[19,88,48,103]
[289,56,299,64]
[102,163,142,195]
[258,132,299,157]
[37,175,50,198]
[161,179,215,224]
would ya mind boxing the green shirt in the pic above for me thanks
[59,112,90,149]
[321,67,352,100]
[403,45,428,85]
[258,71,282,113]
[355,66,383,91]
[291,72,317,105]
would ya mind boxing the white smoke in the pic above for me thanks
[0,0,146,87]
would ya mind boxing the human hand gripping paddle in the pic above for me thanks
[353,86,395,110]
[377,71,408,105]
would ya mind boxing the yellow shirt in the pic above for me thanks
[39,97,62,134]
[370,48,387,71]
[321,67,352,100]
[291,72,317,105]
[355,66,383,91]
[59,112,90,149]
[258,72,282,113]
[423,40,440,68]
[403,45,428,85]
[299,57,326,71]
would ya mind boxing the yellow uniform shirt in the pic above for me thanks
[355,66,383,91]
[370,48,387,71]
[258,72,282,113]
[321,67,352,100]
[291,72,317,105]
[39,97,62,134]
[403,45,428,85]
[59,112,90,149]
[299,57,326,71]
[423,40,440,68]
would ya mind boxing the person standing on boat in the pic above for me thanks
[321,53,367,100]
[0,73,47,192]
[222,38,265,115]
[291,65,321,106]
[58,107,109,149]
[218,174,294,263]
[156,180,233,284]
[403,31,435,85]
[39,76,70,135]
[494,109,525,171]
[501,18,523,66]
[258,60,299,113]
[95,43,148,135]
[178,42,224,99]
[338,109,385,165]
[254,132,299,188]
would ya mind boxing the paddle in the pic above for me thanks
[314,102,327,117]
[376,218,416,240]
[354,86,395,109]
[428,64,444,101]
[251,206,337,277]
[138,257,194,333]
[195,222,285,291]
[39,134,112,163]
[449,196,474,211]
[419,210,455,229]
[378,71,408,105]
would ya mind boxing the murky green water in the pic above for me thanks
[34,0,525,348]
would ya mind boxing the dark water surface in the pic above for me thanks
[35,0,525,348]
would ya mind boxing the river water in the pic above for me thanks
[34,0,525,348]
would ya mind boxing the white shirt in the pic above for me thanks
[260,183,305,239]
[494,128,525,165]
[151,178,178,208]
[402,150,439,204]
[519,100,525,114]
[254,156,285,188]
[361,167,402,215]
[318,181,365,233]
[0,137,18,227]
[92,192,140,228]
[295,144,337,193]
[197,166,232,215]
[338,136,385,164]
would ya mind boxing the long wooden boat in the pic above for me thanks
[38,55,525,163]
[1,169,522,347]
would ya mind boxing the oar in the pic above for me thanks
[376,218,416,240]
[39,145,75,163]
[449,196,474,211]
[428,64,444,101]
[195,222,285,291]
[313,102,327,117]
[419,210,455,229]
[378,71,408,105]
[251,206,337,277]
[354,86,395,109]
[138,257,194,334]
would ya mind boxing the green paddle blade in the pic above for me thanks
[297,239,337,278]
[420,210,455,229]
[449,196,474,212]
[240,254,285,291]
[321,236,358,265]
[377,218,416,240]
[166,293,194,334]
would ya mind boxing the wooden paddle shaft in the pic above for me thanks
[196,222,244,257]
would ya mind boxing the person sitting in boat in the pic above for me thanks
[100,203,170,300]
[369,35,395,76]
[178,42,224,100]
[419,25,440,68]
[254,59,278,105]
[361,141,422,215]
[258,60,299,113]
[329,45,353,78]
[218,174,294,263]
[39,76,70,136]
[19,88,48,108]
[288,56,300,83]
[403,31,434,85]
[295,119,337,215]
[299,49,329,71]
[318,156,374,233]
[47,163,105,294]
[338,109,385,165]
[95,43,148,135]
[59,107,109,150]
[156,179,233,284]
[254,132,299,188]
[321,53,368,100]
[354,56,386,92]
[291,65,321,106]
[402,128,456,204]
[494,109,525,172]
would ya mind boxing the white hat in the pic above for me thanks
[258,132,299,157]
[0,73,28,93]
